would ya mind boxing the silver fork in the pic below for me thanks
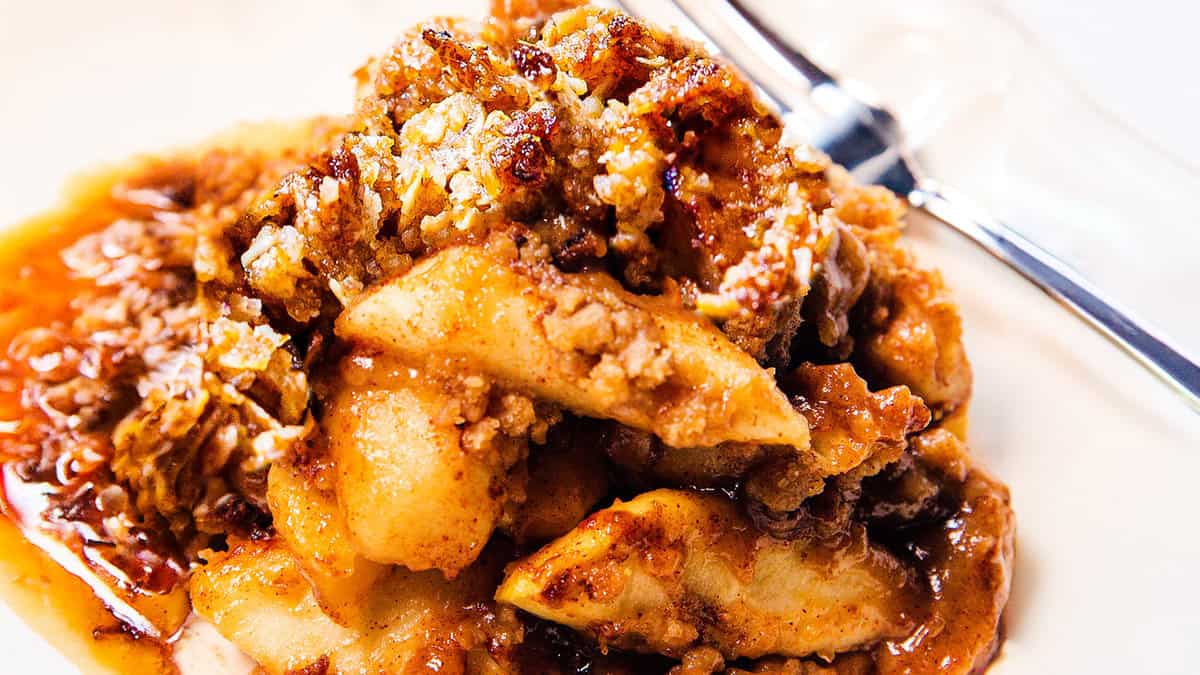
[613,0,1200,413]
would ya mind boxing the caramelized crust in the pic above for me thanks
[787,363,930,478]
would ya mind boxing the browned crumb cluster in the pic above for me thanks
[0,124,341,570]
[0,2,1011,674]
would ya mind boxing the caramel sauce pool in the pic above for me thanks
[0,164,180,674]
[0,120,335,675]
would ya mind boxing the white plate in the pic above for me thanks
[1,1,1197,673]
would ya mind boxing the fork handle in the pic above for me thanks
[911,181,1200,412]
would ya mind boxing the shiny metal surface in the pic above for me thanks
[615,0,1200,412]
[911,183,1200,411]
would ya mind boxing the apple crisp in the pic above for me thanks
[0,2,1013,674]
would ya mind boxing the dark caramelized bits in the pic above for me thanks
[207,493,273,540]
[512,42,558,88]
[491,133,551,185]
[745,474,862,543]
[514,614,673,674]
[802,226,871,356]
[858,452,951,533]
[422,27,530,109]
[491,105,561,193]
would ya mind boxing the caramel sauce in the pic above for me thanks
[0,119,339,675]
[0,162,180,674]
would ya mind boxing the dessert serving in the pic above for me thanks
[0,1,1015,673]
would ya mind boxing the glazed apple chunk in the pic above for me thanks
[265,452,385,626]
[190,540,498,674]
[324,351,536,576]
[496,489,923,660]
[336,244,814,460]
